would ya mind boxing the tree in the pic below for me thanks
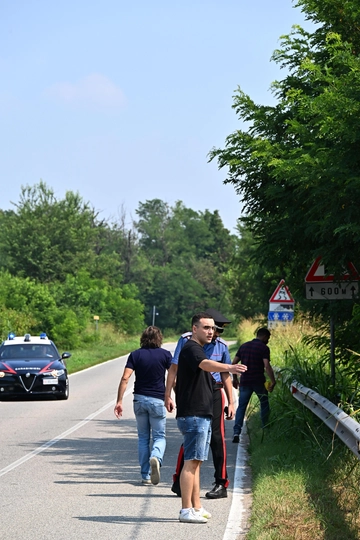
[222,224,277,319]
[133,199,237,330]
[135,199,172,266]
[209,15,360,288]
[0,182,98,282]
[209,1,360,370]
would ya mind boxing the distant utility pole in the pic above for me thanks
[152,306,159,326]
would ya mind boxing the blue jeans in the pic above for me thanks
[233,384,270,436]
[177,415,212,461]
[133,394,167,479]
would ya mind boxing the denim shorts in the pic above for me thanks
[177,416,212,461]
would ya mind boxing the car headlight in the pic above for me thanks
[0,372,5,378]
[50,369,65,377]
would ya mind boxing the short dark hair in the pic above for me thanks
[140,326,163,348]
[191,312,213,326]
[256,327,271,340]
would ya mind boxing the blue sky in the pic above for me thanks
[1,1,312,232]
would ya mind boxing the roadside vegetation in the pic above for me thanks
[236,320,360,540]
[63,324,141,374]
[62,324,181,374]
[0,183,239,347]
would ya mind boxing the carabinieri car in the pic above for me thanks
[0,333,70,400]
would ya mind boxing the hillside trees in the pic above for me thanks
[222,224,277,319]
[132,199,237,330]
[1,182,98,282]
[0,184,238,342]
[0,182,144,345]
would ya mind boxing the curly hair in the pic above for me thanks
[140,326,163,348]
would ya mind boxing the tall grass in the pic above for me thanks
[234,318,360,539]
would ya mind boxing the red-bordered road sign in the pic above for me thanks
[269,279,294,303]
[305,256,360,283]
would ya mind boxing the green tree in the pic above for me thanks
[222,225,276,319]
[210,18,360,287]
[135,199,172,266]
[209,1,360,370]
[49,271,144,334]
[134,199,236,330]
[0,182,98,282]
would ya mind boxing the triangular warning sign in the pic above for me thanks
[305,256,360,283]
[269,280,294,303]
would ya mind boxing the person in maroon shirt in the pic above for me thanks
[232,327,276,443]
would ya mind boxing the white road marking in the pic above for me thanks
[0,387,133,478]
[223,422,249,540]
[0,348,174,478]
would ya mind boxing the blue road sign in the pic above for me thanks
[268,311,294,322]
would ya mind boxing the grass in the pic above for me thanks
[233,318,360,539]
[64,325,180,374]
[245,396,360,539]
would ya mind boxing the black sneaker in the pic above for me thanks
[232,435,240,443]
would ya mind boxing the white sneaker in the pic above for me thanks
[195,507,212,519]
[179,508,208,523]
[149,457,160,485]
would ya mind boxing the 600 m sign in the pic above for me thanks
[305,282,358,300]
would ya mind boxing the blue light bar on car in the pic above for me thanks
[7,332,16,340]
[40,332,47,339]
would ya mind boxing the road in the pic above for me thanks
[0,343,251,540]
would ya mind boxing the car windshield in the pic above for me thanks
[0,344,57,359]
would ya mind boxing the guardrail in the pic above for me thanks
[291,381,360,459]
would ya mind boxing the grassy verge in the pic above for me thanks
[234,319,360,539]
[66,337,140,374]
[245,391,360,539]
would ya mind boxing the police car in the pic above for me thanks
[0,333,70,400]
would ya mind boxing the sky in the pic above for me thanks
[1,1,313,233]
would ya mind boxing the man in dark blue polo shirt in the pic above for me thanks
[232,327,276,443]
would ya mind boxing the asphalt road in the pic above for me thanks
[0,343,250,540]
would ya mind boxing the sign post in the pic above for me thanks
[152,306,159,326]
[305,257,360,384]
[93,315,100,332]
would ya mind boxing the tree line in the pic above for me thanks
[0,182,267,347]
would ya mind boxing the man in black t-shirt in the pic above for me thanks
[174,312,246,524]
[232,327,276,443]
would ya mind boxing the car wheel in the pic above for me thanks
[57,382,69,400]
